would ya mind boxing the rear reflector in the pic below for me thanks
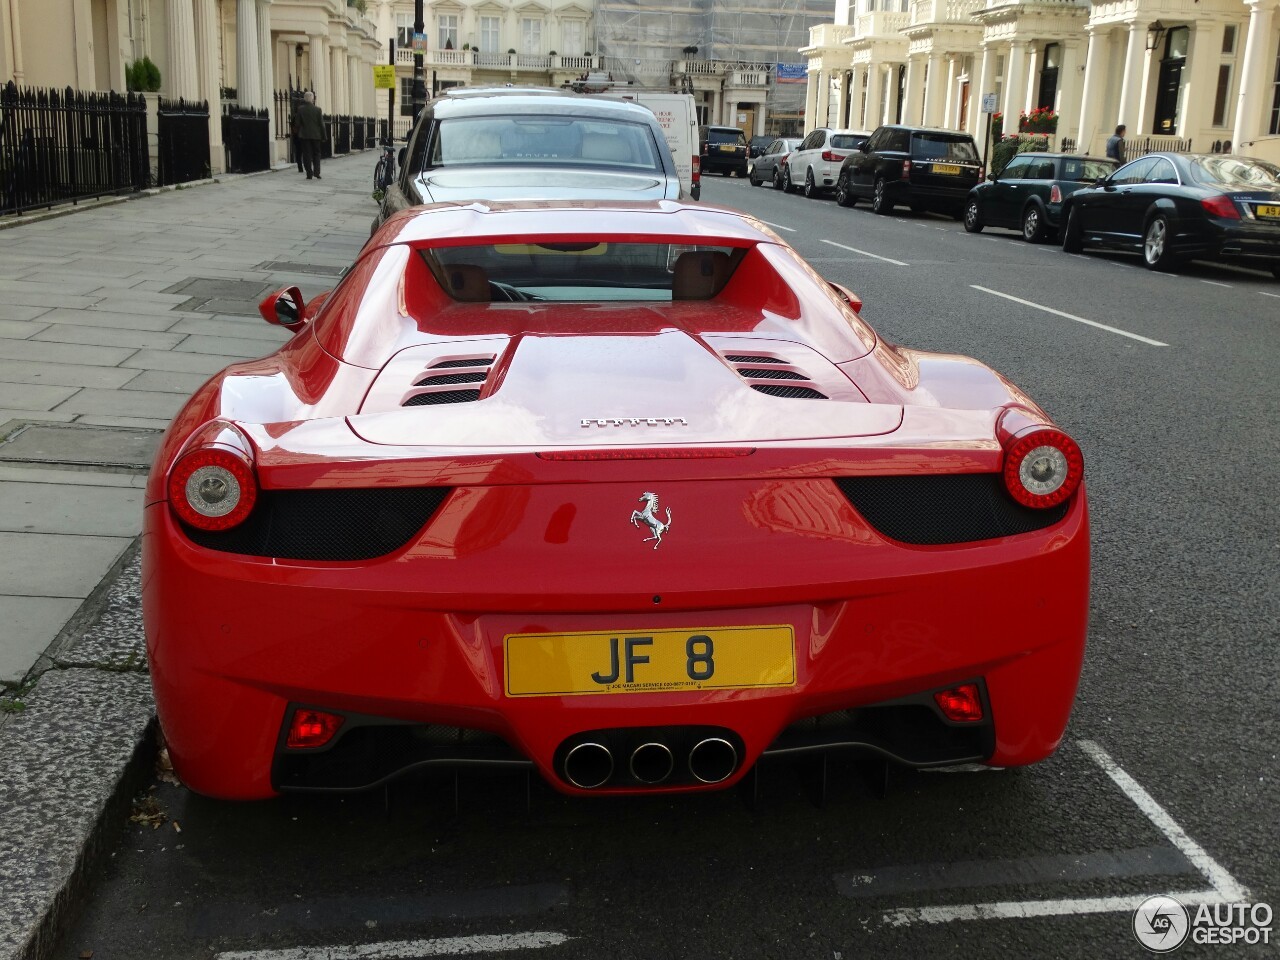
[933,684,984,723]
[287,709,344,749]
[538,448,755,462]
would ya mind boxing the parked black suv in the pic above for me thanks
[700,125,749,177]
[836,125,982,218]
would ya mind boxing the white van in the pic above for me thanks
[615,91,700,200]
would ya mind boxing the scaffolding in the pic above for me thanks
[594,0,832,121]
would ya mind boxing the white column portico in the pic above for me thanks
[816,68,832,127]
[863,64,883,130]
[1234,0,1278,150]
[923,53,946,127]
[1117,19,1150,130]
[166,0,200,101]
[236,0,264,108]
[942,56,958,129]
[192,0,224,172]
[1076,27,1108,155]
[901,58,920,125]
[969,44,993,137]
[1180,22,1224,141]
[256,0,274,111]
[310,34,330,109]
[1002,41,1026,122]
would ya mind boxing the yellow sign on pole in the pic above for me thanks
[373,65,396,90]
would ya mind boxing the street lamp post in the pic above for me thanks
[413,0,426,122]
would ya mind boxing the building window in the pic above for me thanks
[399,77,416,115]
[1222,24,1237,55]
[521,18,543,55]
[1037,43,1060,110]
[561,20,584,58]
[438,14,459,51]
[1213,63,1233,127]
[396,13,414,49]
[480,16,501,54]
[1270,52,1280,135]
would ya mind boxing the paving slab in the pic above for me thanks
[0,424,161,470]
[0,383,79,411]
[53,388,184,420]
[0,482,142,537]
[29,325,185,351]
[0,532,131,598]
[0,360,141,390]
[0,321,48,339]
[0,305,51,323]
[0,597,83,685]
[0,339,136,367]
[120,349,244,374]
[74,415,174,431]
[173,334,281,358]
[8,307,180,333]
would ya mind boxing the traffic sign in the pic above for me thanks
[981,93,999,114]
[412,32,428,53]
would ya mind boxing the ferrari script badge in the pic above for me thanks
[630,492,672,550]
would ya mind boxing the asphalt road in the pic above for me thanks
[59,176,1278,960]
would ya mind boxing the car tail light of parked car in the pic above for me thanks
[1002,427,1084,509]
[168,446,258,531]
[1050,184,1063,204]
[1201,194,1241,220]
[821,150,845,163]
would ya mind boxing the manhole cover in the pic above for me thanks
[0,423,161,472]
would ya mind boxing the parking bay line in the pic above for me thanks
[970,285,1168,346]
[820,239,909,266]
[1260,291,1280,299]
[877,740,1250,927]
[758,219,797,232]
[216,931,571,960]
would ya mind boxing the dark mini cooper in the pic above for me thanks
[837,125,982,217]
[964,153,1118,243]
[1059,153,1280,275]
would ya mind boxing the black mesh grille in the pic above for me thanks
[404,389,482,406]
[414,371,489,386]
[752,384,828,399]
[835,474,1070,545]
[724,354,784,363]
[182,487,451,560]
[740,368,807,380]
[429,357,494,368]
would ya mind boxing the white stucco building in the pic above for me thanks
[801,0,1280,162]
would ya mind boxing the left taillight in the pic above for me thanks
[1001,426,1083,509]
[1201,194,1240,220]
[167,445,258,530]
[1049,183,1063,204]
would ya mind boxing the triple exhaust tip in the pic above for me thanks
[563,738,738,789]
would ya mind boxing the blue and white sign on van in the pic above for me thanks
[777,64,807,83]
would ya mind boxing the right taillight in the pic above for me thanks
[1201,194,1240,220]
[167,445,258,530]
[692,154,700,182]
[903,159,913,176]
[1049,183,1063,203]
[1002,427,1083,509]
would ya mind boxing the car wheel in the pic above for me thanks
[835,172,856,207]
[772,168,783,190]
[1022,204,1048,243]
[749,167,762,187]
[1061,205,1084,253]
[964,198,984,233]
[1142,214,1178,271]
[782,167,795,193]
[804,169,818,199]
[871,177,894,215]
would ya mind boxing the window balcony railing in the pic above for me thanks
[808,24,856,48]
[853,11,910,38]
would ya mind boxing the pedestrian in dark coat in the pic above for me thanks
[296,91,325,180]
[1105,124,1127,164]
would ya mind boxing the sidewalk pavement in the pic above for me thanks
[0,153,380,960]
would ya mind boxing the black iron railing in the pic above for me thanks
[1,81,148,215]
[222,104,270,173]
[1130,135,1193,158]
[321,116,334,159]
[336,115,351,155]
[352,117,364,151]
[157,98,211,186]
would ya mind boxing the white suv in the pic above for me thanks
[784,128,873,198]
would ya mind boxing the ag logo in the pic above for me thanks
[1133,895,1190,953]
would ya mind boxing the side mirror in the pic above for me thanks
[828,281,863,314]
[1096,176,1110,187]
[859,142,869,153]
[986,172,996,181]
[258,286,306,332]
[398,147,407,167]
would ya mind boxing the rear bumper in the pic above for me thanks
[895,179,978,206]
[144,487,1089,799]
[703,154,748,174]
[1194,220,1280,267]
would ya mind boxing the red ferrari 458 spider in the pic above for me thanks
[143,201,1088,800]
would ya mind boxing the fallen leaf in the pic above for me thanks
[79,951,93,959]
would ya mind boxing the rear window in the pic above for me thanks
[912,134,979,162]
[422,243,744,302]
[707,129,747,146]
[1059,158,1117,182]
[427,116,662,171]
[1189,156,1280,188]
[830,134,868,150]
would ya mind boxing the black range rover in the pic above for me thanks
[836,125,982,218]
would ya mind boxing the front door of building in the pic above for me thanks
[1152,27,1189,135]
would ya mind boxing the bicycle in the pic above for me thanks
[372,139,395,202]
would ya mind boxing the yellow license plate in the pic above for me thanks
[719,144,737,152]
[1257,204,1280,219]
[504,625,796,697]
[934,163,963,175]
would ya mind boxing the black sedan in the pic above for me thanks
[1060,153,1280,275]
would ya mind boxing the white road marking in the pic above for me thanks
[1261,291,1280,299]
[1078,740,1249,902]
[970,285,1168,346]
[1199,279,1232,288]
[758,219,796,232]
[216,932,571,960]
[879,740,1249,926]
[820,239,909,266]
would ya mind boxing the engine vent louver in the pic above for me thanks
[403,356,495,407]
[835,475,1070,545]
[181,487,451,560]
[722,352,829,400]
